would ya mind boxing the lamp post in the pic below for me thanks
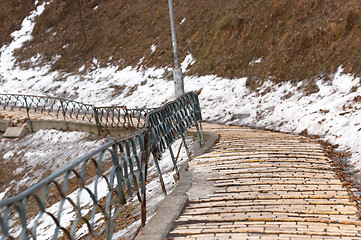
[168,0,184,98]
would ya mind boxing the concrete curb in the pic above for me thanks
[187,130,220,158]
[135,131,220,240]
[27,120,136,137]
[1,118,137,137]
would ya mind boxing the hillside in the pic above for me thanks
[2,0,361,92]
[3,1,361,238]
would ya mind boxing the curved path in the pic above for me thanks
[168,123,361,240]
[2,108,361,239]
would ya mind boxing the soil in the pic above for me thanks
[1,0,361,93]
[0,0,36,47]
[321,140,361,214]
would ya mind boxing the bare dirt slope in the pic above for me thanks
[0,0,36,47]
[2,0,361,90]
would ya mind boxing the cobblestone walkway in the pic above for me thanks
[168,123,361,240]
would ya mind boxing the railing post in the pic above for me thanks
[93,106,102,136]
[141,132,150,227]
[23,97,34,132]
[193,93,204,146]
[181,134,191,161]
[60,100,68,131]
[124,107,131,128]
[168,145,180,180]
[195,121,203,148]
[199,121,204,146]
[151,146,168,196]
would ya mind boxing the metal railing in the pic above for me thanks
[0,92,203,240]
[0,94,152,133]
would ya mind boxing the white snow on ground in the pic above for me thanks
[3,0,361,239]
[0,130,109,197]
[0,1,57,94]
[181,54,196,73]
[249,57,262,66]
[151,44,157,54]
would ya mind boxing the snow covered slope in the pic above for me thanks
[1,2,361,172]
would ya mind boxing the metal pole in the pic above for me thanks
[60,100,69,131]
[168,0,184,99]
[93,106,102,136]
[24,97,34,133]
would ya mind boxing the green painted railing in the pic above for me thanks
[0,94,152,133]
[0,92,203,239]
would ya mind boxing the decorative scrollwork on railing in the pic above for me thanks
[0,92,203,240]
[95,106,152,129]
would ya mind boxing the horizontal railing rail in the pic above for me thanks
[0,92,203,240]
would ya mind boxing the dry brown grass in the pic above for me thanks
[4,0,361,93]
[0,0,37,47]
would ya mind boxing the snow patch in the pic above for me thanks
[0,187,11,201]
[181,54,195,73]
[0,130,109,193]
[151,44,157,54]
[249,58,262,66]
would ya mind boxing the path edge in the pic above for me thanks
[134,130,220,240]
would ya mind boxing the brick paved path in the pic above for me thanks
[168,123,361,240]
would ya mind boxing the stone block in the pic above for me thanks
[3,127,27,138]
[0,120,11,132]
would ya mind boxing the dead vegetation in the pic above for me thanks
[0,0,358,95]
[0,0,37,47]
